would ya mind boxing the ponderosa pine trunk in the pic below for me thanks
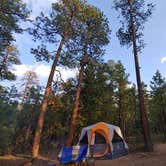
[66,60,85,146]
[162,112,166,140]
[32,31,67,158]
[122,106,126,137]
[160,113,166,140]
[118,87,126,135]
[18,79,30,111]
[118,92,122,129]
[128,0,153,151]
[25,125,31,140]
[161,96,166,140]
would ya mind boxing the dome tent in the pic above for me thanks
[58,122,128,164]
[78,122,128,159]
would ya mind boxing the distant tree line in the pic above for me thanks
[0,62,166,154]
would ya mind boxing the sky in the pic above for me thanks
[9,0,166,88]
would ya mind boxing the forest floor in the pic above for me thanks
[95,143,166,166]
[0,143,166,166]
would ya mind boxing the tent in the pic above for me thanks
[58,122,128,164]
[59,145,88,164]
[78,122,128,159]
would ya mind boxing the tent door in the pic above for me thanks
[90,132,109,158]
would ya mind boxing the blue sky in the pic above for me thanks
[88,0,166,85]
[11,0,166,87]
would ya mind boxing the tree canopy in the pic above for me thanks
[0,0,29,51]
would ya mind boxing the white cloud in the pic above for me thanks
[161,56,166,64]
[23,0,57,19]
[56,67,78,81]
[13,64,31,76]
[13,64,77,85]
[34,64,51,77]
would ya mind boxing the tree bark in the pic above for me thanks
[32,32,67,158]
[66,61,85,146]
[161,96,166,140]
[118,93,122,128]
[18,78,30,111]
[118,86,126,136]
[122,103,126,137]
[25,125,31,140]
[128,0,153,151]
[160,113,166,140]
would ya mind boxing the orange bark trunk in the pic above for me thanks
[128,0,153,151]
[32,32,67,158]
[66,62,85,146]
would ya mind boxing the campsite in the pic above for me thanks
[0,0,166,166]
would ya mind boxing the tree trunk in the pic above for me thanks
[118,93,122,128]
[162,112,166,140]
[160,113,166,140]
[66,61,85,146]
[118,87,126,135]
[161,96,166,140]
[25,125,31,140]
[18,79,30,111]
[122,105,126,137]
[128,1,153,151]
[32,32,67,158]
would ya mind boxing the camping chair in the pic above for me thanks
[59,146,73,164]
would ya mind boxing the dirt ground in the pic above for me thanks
[0,143,166,166]
[96,143,166,166]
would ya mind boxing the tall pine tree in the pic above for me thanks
[61,4,110,146]
[114,0,154,151]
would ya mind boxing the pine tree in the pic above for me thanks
[18,71,39,111]
[0,45,20,81]
[64,4,110,146]
[0,0,29,52]
[114,61,129,135]
[114,0,154,151]
[150,70,166,140]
